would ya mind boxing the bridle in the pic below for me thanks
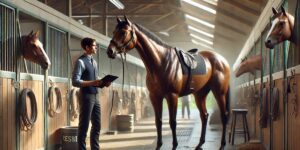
[110,25,136,53]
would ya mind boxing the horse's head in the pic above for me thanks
[22,31,51,69]
[107,16,137,59]
[265,6,293,49]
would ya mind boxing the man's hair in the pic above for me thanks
[81,37,96,50]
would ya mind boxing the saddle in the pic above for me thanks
[178,48,199,69]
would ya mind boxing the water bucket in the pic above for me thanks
[116,114,134,132]
[60,126,78,150]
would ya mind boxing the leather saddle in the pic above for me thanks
[178,48,199,69]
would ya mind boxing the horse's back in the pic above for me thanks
[199,51,230,72]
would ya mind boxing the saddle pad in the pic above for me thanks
[180,54,206,75]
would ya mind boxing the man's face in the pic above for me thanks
[85,41,98,55]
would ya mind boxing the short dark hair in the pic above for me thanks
[81,37,96,50]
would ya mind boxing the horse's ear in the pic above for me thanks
[28,30,34,37]
[124,15,131,25]
[34,31,40,38]
[281,6,287,16]
[272,7,278,15]
[117,17,122,24]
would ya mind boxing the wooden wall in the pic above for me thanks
[0,78,16,150]
[47,82,68,149]
[19,79,44,150]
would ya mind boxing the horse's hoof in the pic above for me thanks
[219,145,225,150]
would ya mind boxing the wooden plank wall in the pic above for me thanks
[0,78,16,150]
[19,80,44,150]
[47,82,68,149]
[287,74,300,150]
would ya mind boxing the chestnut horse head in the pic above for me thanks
[107,16,230,149]
[265,6,295,49]
[21,31,51,69]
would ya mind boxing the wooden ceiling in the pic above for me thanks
[44,0,268,65]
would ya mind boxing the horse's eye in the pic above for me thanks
[120,31,126,36]
[279,21,285,27]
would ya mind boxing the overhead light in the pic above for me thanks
[191,39,214,50]
[182,0,216,14]
[185,14,215,29]
[190,34,213,45]
[109,0,124,9]
[188,25,214,38]
[202,0,218,6]
[159,31,169,37]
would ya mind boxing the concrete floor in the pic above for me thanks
[93,108,247,150]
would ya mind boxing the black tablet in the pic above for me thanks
[101,75,118,83]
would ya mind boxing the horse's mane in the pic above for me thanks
[134,23,173,49]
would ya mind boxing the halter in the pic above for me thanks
[110,27,136,53]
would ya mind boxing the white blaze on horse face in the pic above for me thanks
[35,39,51,65]
[265,18,279,47]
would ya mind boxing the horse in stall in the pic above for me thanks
[235,55,262,77]
[265,6,296,49]
[106,16,230,149]
[21,31,51,70]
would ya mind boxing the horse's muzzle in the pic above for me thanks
[265,40,274,49]
[107,48,116,59]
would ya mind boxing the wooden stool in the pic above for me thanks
[228,109,250,145]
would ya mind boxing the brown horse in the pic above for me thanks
[107,16,230,149]
[265,7,295,49]
[235,55,262,77]
[21,31,51,69]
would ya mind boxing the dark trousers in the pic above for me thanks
[78,93,101,150]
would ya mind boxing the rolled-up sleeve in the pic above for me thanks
[72,59,84,87]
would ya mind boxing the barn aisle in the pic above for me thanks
[93,109,244,150]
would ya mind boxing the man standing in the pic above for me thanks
[181,95,191,119]
[72,37,110,150]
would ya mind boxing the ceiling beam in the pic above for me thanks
[222,0,260,16]
[150,11,174,24]
[215,20,248,36]
[217,6,254,26]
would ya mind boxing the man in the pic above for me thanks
[181,95,191,119]
[72,37,111,150]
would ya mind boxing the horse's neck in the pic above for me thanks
[133,25,170,72]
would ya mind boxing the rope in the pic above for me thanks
[70,88,79,121]
[18,88,38,131]
[48,86,62,117]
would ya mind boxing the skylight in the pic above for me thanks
[191,39,214,50]
[190,34,213,45]
[202,0,218,6]
[182,0,216,14]
[185,14,215,29]
[188,25,214,38]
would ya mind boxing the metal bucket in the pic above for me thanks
[60,126,78,150]
[116,114,134,132]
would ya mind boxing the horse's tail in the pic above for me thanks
[225,85,230,124]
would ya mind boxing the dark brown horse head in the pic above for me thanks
[22,31,51,69]
[107,16,137,59]
[265,6,294,49]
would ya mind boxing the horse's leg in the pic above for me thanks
[149,93,164,150]
[212,91,228,149]
[166,93,179,149]
[194,89,210,149]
